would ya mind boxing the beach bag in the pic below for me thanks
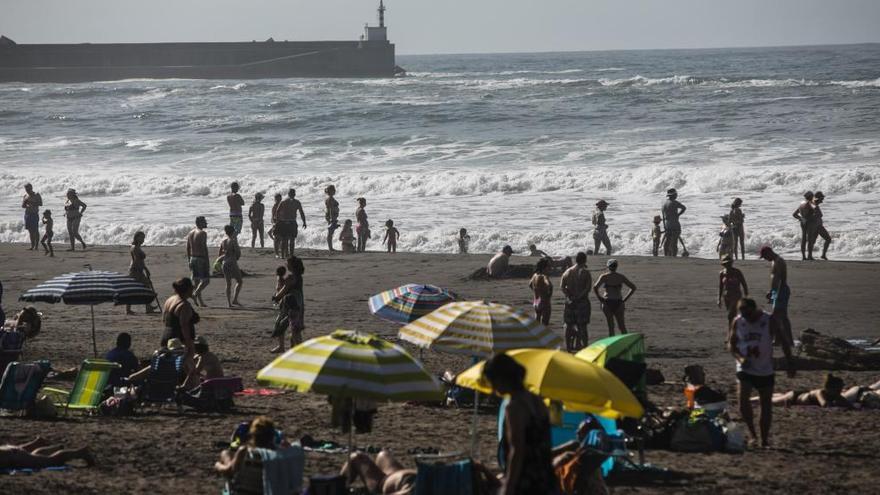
[670,416,723,452]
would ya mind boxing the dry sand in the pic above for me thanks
[1,242,879,494]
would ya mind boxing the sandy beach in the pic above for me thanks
[2,242,880,494]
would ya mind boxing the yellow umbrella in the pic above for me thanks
[455,348,644,419]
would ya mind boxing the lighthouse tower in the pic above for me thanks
[365,1,388,41]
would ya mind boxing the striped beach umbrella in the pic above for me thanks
[368,284,457,325]
[398,301,562,357]
[256,329,443,402]
[19,270,156,356]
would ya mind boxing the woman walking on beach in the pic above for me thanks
[126,231,158,315]
[64,188,87,251]
[325,185,340,252]
[592,200,612,255]
[219,225,243,308]
[717,255,748,324]
[355,197,370,253]
[593,259,636,336]
[812,191,832,260]
[529,258,553,326]
[273,256,305,348]
[792,191,817,260]
[729,198,746,260]
[161,278,200,385]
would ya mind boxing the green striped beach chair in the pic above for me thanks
[43,358,120,414]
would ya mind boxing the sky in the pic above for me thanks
[2,0,879,55]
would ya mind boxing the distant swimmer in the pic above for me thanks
[21,183,42,251]
[270,193,283,258]
[276,189,307,258]
[729,198,746,260]
[186,216,210,307]
[591,200,611,256]
[219,225,243,308]
[593,259,636,337]
[661,188,686,257]
[759,246,793,347]
[355,197,370,253]
[63,188,87,251]
[458,228,471,254]
[792,191,816,261]
[529,258,553,326]
[718,255,748,324]
[561,252,591,351]
[383,219,400,253]
[40,210,54,257]
[811,191,831,260]
[325,185,340,252]
[248,192,265,249]
[227,182,245,236]
[487,245,514,278]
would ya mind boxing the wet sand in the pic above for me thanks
[1,242,879,494]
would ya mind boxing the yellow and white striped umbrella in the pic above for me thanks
[256,330,443,402]
[398,301,562,357]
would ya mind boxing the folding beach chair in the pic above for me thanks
[225,455,264,495]
[414,452,478,495]
[0,360,51,415]
[0,330,25,377]
[42,358,120,415]
[139,349,185,410]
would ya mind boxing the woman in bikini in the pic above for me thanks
[126,231,158,315]
[717,255,749,324]
[219,225,243,308]
[529,258,553,326]
[64,188,87,251]
[592,259,636,337]
[768,373,851,408]
[161,278,200,387]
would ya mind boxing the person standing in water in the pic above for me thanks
[811,191,832,260]
[40,210,54,257]
[718,255,748,324]
[792,191,816,261]
[219,225,243,308]
[126,231,158,315]
[661,188,686,257]
[21,183,43,251]
[64,188,87,251]
[729,198,746,260]
[276,189,307,258]
[248,192,266,249]
[458,228,471,254]
[355,198,370,253]
[325,185,340,252]
[592,259,636,337]
[186,216,210,307]
[591,200,611,256]
[529,258,553,326]
[560,252,592,351]
[651,215,663,257]
[227,182,245,236]
[759,246,793,346]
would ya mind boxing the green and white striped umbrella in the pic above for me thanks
[398,300,562,357]
[256,330,443,402]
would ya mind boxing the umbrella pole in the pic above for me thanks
[90,305,97,357]
[471,390,480,458]
[348,401,354,455]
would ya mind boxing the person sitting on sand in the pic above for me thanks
[552,419,609,495]
[729,198,746,260]
[717,215,735,260]
[592,200,612,256]
[383,219,400,254]
[6,306,42,339]
[458,228,471,254]
[759,246,793,346]
[717,255,749,324]
[248,192,265,249]
[0,437,95,470]
[811,191,832,260]
[64,188,88,251]
[186,216,210,307]
[340,220,356,253]
[528,244,572,271]
[219,225,243,308]
[561,252,592,351]
[216,416,304,495]
[651,215,663,257]
[40,209,54,257]
[194,336,224,380]
[593,259,636,337]
[766,373,851,408]
[529,258,553,326]
[341,450,417,495]
[128,338,187,384]
[105,332,139,387]
[488,245,514,278]
[792,191,817,261]
[227,182,245,236]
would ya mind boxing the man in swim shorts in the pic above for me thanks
[227,182,245,235]
[561,252,592,351]
[186,216,210,306]
[276,188,307,258]
[759,246,792,347]
[21,183,43,251]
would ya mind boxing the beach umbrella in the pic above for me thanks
[19,269,156,356]
[368,284,457,325]
[576,333,647,395]
[398,300,562,357]
[455,348,644,420]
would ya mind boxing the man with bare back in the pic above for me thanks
[186,216,210,306]
[561,252,592,351]
[276,188,307,258]
[759,246,792,347]
[21,183,43,250]
[227,182,245,236]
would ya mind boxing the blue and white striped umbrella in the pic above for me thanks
[19,270,157,355]
[19,270,156,306]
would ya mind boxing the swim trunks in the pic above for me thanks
[229,215,243,235]
[276,221,298,239]
[189,256,210,280]
[24,212,39,231]
[771,285,790,313]
[564,300,591,326]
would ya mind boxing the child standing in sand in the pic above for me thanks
[340,220,356,253]
[383,220,400,253]
[40,210,54,257]
[458,228,471,254]
[248,192,266,249]
[651,216,662,256]
[717,215,735,260]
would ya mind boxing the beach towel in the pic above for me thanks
[237,388,283,396]
[251,445,304,495]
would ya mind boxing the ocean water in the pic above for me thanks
[1,44,879,259]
